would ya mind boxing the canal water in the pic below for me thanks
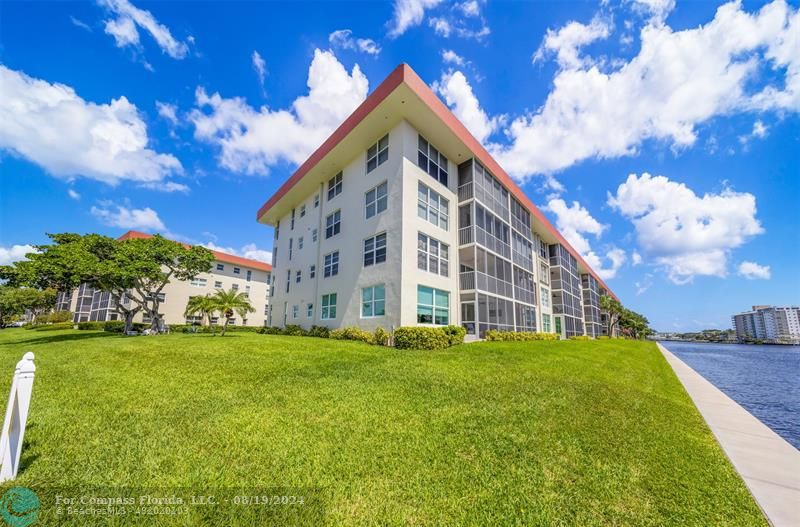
[660,341,800,450]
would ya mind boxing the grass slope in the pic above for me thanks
[0,329,765,526]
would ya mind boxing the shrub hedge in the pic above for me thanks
[283,324,306,336]
[330,327,374,344]
[373,327,390,346]
[77,321,104,331]
[36,311,73,324]
[29,322,75,332]
[394,327,450,350]
[484,330,559,341]
[307,325,330,338]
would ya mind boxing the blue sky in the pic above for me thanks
[1,0,798,331]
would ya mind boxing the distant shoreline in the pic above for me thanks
[656,339,800,347]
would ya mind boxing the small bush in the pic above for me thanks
[48,311,73,323]
[373,327,390,346]
[77,321,104,331]
[258,326,283,335]
[393,327,451,350]
[103,320,126,333]
[283,324,307,336]
[484,330,559,341]
[307,325,330,338]
[330,327,374,344]
[31,322,74,331]
[568,335,591,341]
[442,325,466,347]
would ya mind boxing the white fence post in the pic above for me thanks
[0,352,36,482]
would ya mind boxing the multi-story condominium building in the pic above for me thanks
[257,64,618,338]
[732,305,800,344]
[56,231,272,327]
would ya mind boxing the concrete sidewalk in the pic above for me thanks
[658,343,800,527]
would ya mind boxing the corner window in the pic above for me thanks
[327,172,343,201]
[417,233,449,277]
[365,181,388,219]
[363,233,387,267]
[366,134,389,173]
[417,286,449,325]
[323,251,339,278]
[417,182,449,231]
[321,293,337,320]
[361,285,386,318]
[325,210,341,239]
[417,135,448,186]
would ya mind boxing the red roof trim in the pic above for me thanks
[255,64,617,301]
[117,231,272,272]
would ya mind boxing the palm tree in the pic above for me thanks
[184,294,217,334]
[211,288,255,336]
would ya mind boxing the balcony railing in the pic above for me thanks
[459,271,475,291]
[458,226,474,246]
[458,181,473,202]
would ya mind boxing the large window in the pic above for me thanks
[367,134,389,173]
[541,286,550,308]
[190,278,207,287]
[417,182,449,230]
[417,286,449,325]
[417,233,449,277]
[542,314,552,332]
[323,251,339,278]
[321,293,337,320]
[361,285,385,318]
[363,233,387,267]
[325,210,341,238]
[365,181,388,219]
[327,172,342,200]
[417,135,448,186]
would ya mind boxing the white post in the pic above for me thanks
[0,352,36,482]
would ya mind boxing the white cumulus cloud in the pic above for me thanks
[738,261,771,279]
[91,202,167,232]
[252,50,268,91]
[0,245,37,266]
[435,70,500,143]
[533,16,612,69]
[204,242,272,264]
[388,0,443,37]
[0,65,182,186]
[189,49,368,175]
[329,30,381,55]
[608,173,764,284]
[68,189,81,200]
[441,49,466,65]
[99,0,190,59]
[492,0,800,183]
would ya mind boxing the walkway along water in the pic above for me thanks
[658,343,800,527]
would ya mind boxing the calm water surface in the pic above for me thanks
[660,341,800,449]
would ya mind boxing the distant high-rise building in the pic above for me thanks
[732,306,800,344]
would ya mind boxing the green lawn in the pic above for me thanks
[0,329,764,526]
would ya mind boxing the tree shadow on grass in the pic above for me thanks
[11,331,120,347]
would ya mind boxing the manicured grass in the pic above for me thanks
[0,329,765,526]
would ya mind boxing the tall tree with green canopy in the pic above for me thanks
[0,233,214,334]
[0,286,57,325]
[600,295,623,337]
[210,288,255,336]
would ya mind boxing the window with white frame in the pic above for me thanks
[417,182,449,230]
[541,286,550,308]
[417,233,449,277]
[323,251,339,277]
[417,135,448,186]
[312,229,318,242]
[361,285,385,318]
[307,303,313,318]
[190,277,207,287]
[327,172,342,200]
[325,210,341,238]
[417,286,449,325]
[214,281,222,289]
[292,305,299,319]
[366,134,388,173]
[365,181,388,219]
[321,293,337,319]
[310,265,316,279]
[542,314,551,332]
[363,233,387,267]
